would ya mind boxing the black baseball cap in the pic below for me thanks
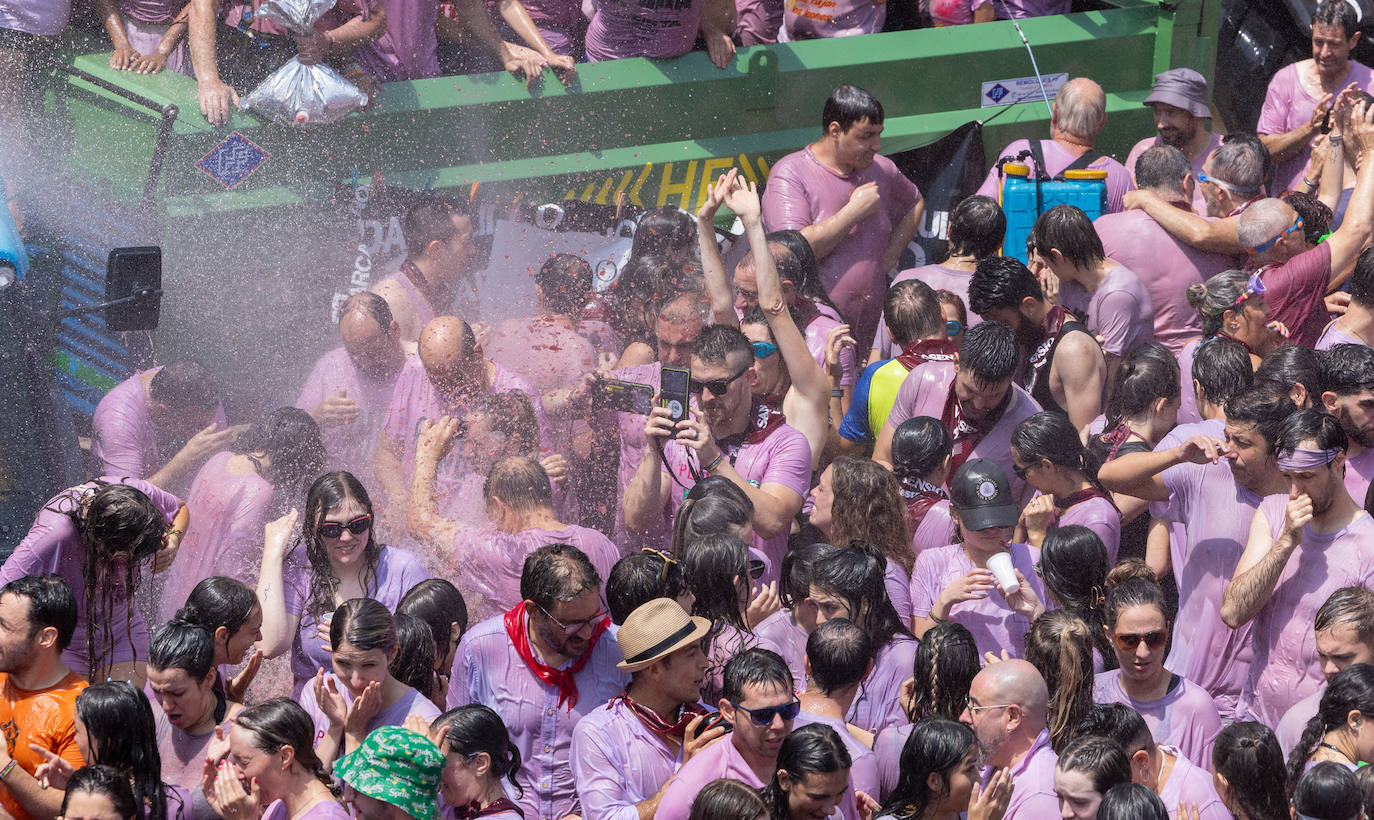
[949,458,1019,531]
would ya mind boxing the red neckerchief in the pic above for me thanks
[758,392,786,410]
[941,380,1011,471]
[503,602,609,711]
[1098,421,1135,462]
[896,338,959,372]
[1213,331,1257,357]
[717,402,788,456]
[1026,306,1069,395]
[454,799,523,819]
[1057,486,1118,513]
[612,693,707,739]
[899,475,947,531]
[400,259,450,315]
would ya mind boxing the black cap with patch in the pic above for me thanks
[949,458,1019,531]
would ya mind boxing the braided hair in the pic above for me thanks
[907,621,979,722]
[1286,663,1374,794]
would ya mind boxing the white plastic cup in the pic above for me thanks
[987,552,1020,597]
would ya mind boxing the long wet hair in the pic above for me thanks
[295,472,382,624]
[75,682,177,820]
[390,613,437,700]
[1025,611,1096,753]
[880,718,976,820]
[780,542,840,612]
[1098,342,1180,457]
[826,456,913,576]
[689,778,768,820]
[761,724,852,820]
[234,699,339,796]
[1213,722,1289,820]
[890,416,953,483]
[330,597,398,655]
[432,705,524,798]
[1288,663,1374,793]
[682,533,752,635]
[232,407,327,514]
[670,484,753,557]
[1013,411,1111,500]
[906,621,979,722]
[1039,526,1115,670]
[397,579,469,668]
[62,765,138,820]
[1294,762,1363,820]
[810,541,914,648]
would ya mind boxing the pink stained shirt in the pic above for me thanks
[993,728,1060,820]
[0,0,70,33]
[874,264,981,360]
[885,563,914,624]
[807,302,860,388]
[887,361,1043,507]
[294,346,408,500]
[153,706,233,820]
[610,361,672,552]
[798,712,881,798]
[847,636,918,734]
[1173,337,1204,426]
[1056,493,1122,565]
[1093,670,1222,770]
[1123,133,1224,217]
[754,609,809,685]
[1241,498,1374,726]
[570,696,689,820]
[451,524,619,624]
[976,139,1135,215]
[874,722,912,801]
[1260,241,1334,349]
[447,614,629,820]
[483,316,598,397]
[1057,263,1156,358]
[704,624,782,705]
[777,0,883,40]
[912,499,956,555]
[1258,61,1374,193]
[910,543,1047,659]
[1344,446,1374,510]
[1156,745,1230,820]
[1094,209,1234,355]
[583,0,704,61]
[1316,322,1367,350]
[1276,685,1323,756]
[762,148,922,351]
[316,0,438,81]
[735,0,781,44]
[158,452,274,625]
[299,672,440,749]
[373,271,436,340]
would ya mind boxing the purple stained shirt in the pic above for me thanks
[659,421,812,585]
[910,543,1047,659]
[875,264,981,360]
[262,799,351,820]
[448,614,629,820]
[158,452,274,624]
[299,672,440,749]
[1316,322,1367,351]
[1173,337,1204,426]
[912,499,956,556]
[887,361,1042,507]
[1261,241,1334,349]
[735,0,781,44]
[1258,61,1374,193]
[993,728,1060,820]
[486,0,582,53]
[373,272,436,339]
[754,610,809,685]
[1057,263,1155,358]
[154,706,233,820]
[762,148,921,351]
[1094,210,1233,355]
[847,636,918,733]
[3,477,180,673]
[777,0,883,40]
[1344,446,1374,514]
[874,722,912,801]
[315,0,438,81]
[281,545,430,693]
[704,624,782,704]
[1056,493,1122,565]
[0,0,71,34]
[1093,670,1222,770]
[570,697,687,820]
[1277,685,1323,756]
[609,361,669,551]
[1242,499,1374,726]
[976,139,1135,215]
[120,0,186,22]
[1124,133,1224,217]
[583,0,704,61]
[797,712,880,798]
[884,563,914,624]
[454,524,619,623]
[807,303,860,388]
[1156,746,1230,820]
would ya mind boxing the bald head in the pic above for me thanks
[1053,78,1107,144]
[978,659,1049,723]
[419,316,481,395]
[1237,198,1299,256]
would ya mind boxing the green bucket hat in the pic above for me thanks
[335,726,444,820]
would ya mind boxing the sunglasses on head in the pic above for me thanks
[689,366,751,397]
[1113,630,1167,651]
[945,319,963,337]
[1248,217,1303,255]
[748,559,766,581]
[729,697,802,726]
[751,341,779,359]
[1214,272,1267,315]
[317,514,372,539]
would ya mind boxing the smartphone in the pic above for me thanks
[692,711,732,738]
[595,379,653,414]
[660,367,690,424]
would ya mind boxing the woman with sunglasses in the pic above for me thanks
[682,533,781,704]
[1011,411,1122,563]
[1093,574,1221,771]
[258,471,429,696]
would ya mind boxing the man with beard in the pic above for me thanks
[1224,408,1374,726]
[371,196,479,342]
[0,575,85,820]
[1118,138,1268,253]
[958,659,1056,820]
[1318,344,1374,502]
[1275,587,1374,754]
[873,321,1042,505]
[448,544,626,820]
[1124,68,1224,216]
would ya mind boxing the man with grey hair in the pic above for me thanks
[977,77,1135,213]
[1275,586,1374,754]
[1125,67,1224,215]
[1095,145,1233,354]
[959,659,1058,820]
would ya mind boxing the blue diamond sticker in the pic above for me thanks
[196,132,270,189]
[986,83,1009,103]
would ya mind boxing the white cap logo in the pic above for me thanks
[977,480,997,500]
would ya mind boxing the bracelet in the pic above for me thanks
[1330,134,1345,145]
[166,527,185,538]
[1,760,19,781]
[830,389,844,398]
[703,453,726,473]
[1303,177,1318,189]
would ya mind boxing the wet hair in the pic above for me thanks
[1281,191,1332,245]
[1209,139,1267,196]
[340,291,394,331]
[1356,765,1374,815]
[764,230,843,319]
[969,256,1043,316]
[1056,735,1132,796]
[826,456,913,576]
[631,208,697,261]
[148,360,218,410]
[1097,784,1169,820]
[1352,246,1374,308]
[1274,408,1349,461]
[907,621,979,722]
[936,291,968,328]
[722,648,795,703]
[1315,587,1374,649]
[1076,702,1153,753]
[1294,762,1364,820]
[780,543,840,611]
[946,195,1006,260]
[1289,664,1374,792]
[148,617,216,680]
[1186,270,1253,337]
[484,456,553,512]
[1193,337,1255,410]
[884,279,944,347]
[1313,0,1361,37]
[75,682,170,820]
[536,253,594,317]
[763,724,852,820]
[397,579,469,662]
[693,324,755,368]
[520,543,600,611]
[233,408,326,507]
[1225,383,1299,450]
[1256,344,1320,406]
[1134,145,1191,194]
[62,765,138,820]
[806,618,872,694]
[177,576,259,646]
[472,391,541,457]
[606,551,688,625]
[1319,344,1374,397]
[297,471,381,624]
[433,705,524,798]
[402,195,463,258]
[683,533,751,633]
[880,718,976,820]
[1028,205,1106,269]
[958,321,1020,384]
[822,84,883,132]
[1214,722,1290,820]
[1,573,77,652]
[1025,611,1096,753]
[811,541,914,648]
[390,613,437,699]
[890,417,954,483]
[235,699,339,795]
[689,778,768,820]
[670,486,753,557]
[1013,412,1107,496]
[1038,526,1115,671]
[1103,342,1179,434]
[330,597,398,654]
[1103,575,1168,630]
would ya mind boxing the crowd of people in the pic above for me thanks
[7,0,1374,818]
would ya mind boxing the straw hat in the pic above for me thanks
[616,598,711,673]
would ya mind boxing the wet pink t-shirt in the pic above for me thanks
[910,542,1047,658]
[1260,242,1333,349]
[1315,322,1366,351]
[1057,263,1156,358]
[1173,337,1203,426]
[753,609,809,685]
[777,0,883,40]
[807,303,859,387]
[735,0,781,43]
[875,264,981,360]
[583,0,704,61]
[1156,746,1230,819]
[1056,493,1122,564]
[763,148,921,351]
[912,499,956,556]
[1124,133,1224,217]
[1343,446,1374,509]
[484,316,597,397]
[994,728,1060,820]
[1094,670,1222,770]
[610,361,672,551]
[848,636,918,733]
[977,138,1135,214]
[1258,61,1374,193]
[451,524,619,623]
[0,0,71,34]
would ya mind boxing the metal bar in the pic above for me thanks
[142,106,180,211]
[47,59,175,117]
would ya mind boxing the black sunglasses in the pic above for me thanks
[689,366,751,397]
[729,697,801,726]
[317,514,372,539]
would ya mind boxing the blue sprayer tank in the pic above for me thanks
[999,161,1108,263]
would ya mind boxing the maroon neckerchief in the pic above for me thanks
[1098,421,1135,462]
[896,338,959,372]
[1026,306,1070,395]
[503,602,609,711]
[717,402,788,456]
[757,391,786,410]
[1213,331,1258,357]
[1227,196,1264,218]
[454,799,524,819]
[612,693,708,739]
[941,380,1011,471]
[899,475,947,531]
[1057,486,1119,514]
[400,259,451,315]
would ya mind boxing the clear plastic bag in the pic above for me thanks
[240,0,369,125]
